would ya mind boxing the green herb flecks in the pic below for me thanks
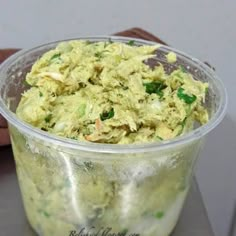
[50,53,61,61]
[177,87,197,104]
[104,39,113,48]
[78,104,86,117]
[155,211,164,219]
[157,90,164,98]
[108,38,113,44]
[100,108,114,121]
[44,114,52,123]
[43,211,50,218]
[39,91,43,97]
[38,209,50,218]
[94,51,103,58]
[177,117,187,135]
[144,82,167,97]
[120,228,128,236]
[127,40,135,46]
[84,161,94,171]
[85,40,92,44]
[104,42,108,48]
[23,80,31,86]
[181,117,187,129]
[94,50,109,60]
[156,136,163,141]
[70,137,77,140]
[41,127,48,131]
[180,65,187,73]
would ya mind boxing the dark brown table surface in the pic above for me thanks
[0,146,214,236]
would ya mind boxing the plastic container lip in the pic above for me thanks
[0,36,227,153]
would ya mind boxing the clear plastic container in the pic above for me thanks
[0,37,227,236]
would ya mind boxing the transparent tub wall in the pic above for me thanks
[10,124,202,236]
[0,37,225,236]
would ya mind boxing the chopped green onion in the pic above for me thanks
[104,42,108,48]
[181,117,187,128]
[100,108,114,121]
[78,104,86,117]
[144,82,166,97]
[94,51,103,58]
[127,40,135,46]
[38,209,50,218]
[156,90,164,98]
[177,87,196,104]
[180,65,187,73]
[42,211,50,218]
[95,50,109,59]
[70,137,77,140]
[39,91,43,97]
[155,211,164,219]
[44,114,52,123]
[177,117,187,136]
[120,228,128,236]
[104,39,113,47]
[41,127,48,131]
[84,161,94,170]
[23,80,31,86]
[50,53,61,61]
[156,136,163,141]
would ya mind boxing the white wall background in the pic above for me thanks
[0,1,235,235]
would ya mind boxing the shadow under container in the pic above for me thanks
[0,37,227,236]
